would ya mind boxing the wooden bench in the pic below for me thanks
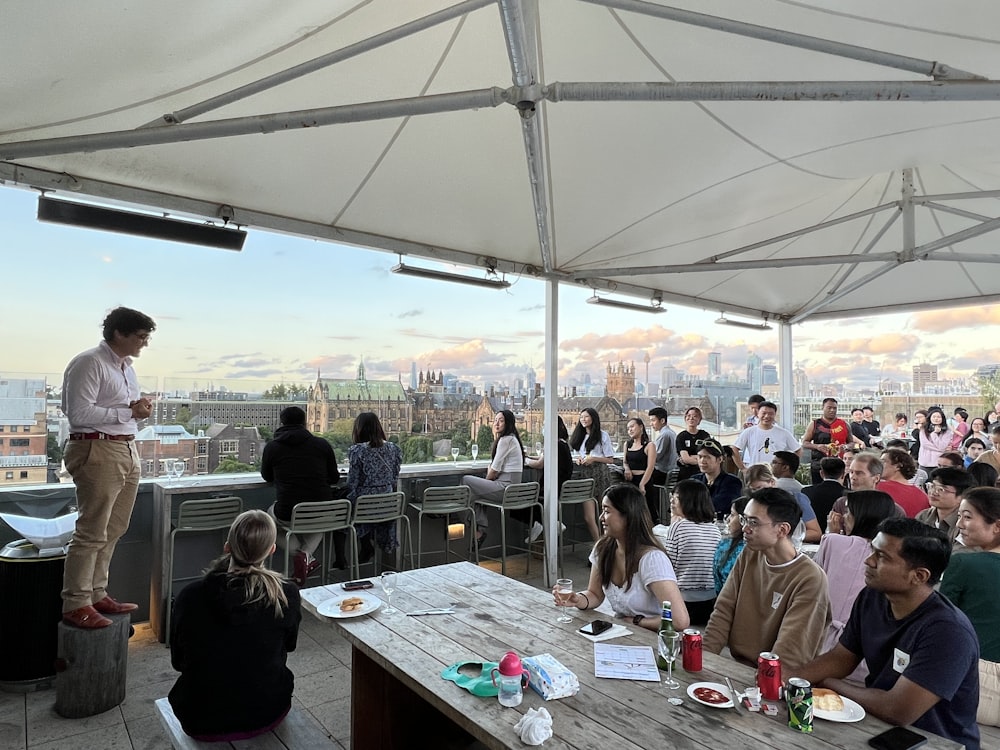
[154,697,337,749]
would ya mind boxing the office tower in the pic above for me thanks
[708,352,721,379]
[912,363,938,393]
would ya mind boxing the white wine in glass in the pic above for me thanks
[555,578,573,623]
[534,441,542,457]
[471,444,479,461]
[658,631,681,689]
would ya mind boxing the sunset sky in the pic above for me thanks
[3,185,993,394]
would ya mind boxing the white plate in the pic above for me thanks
[814,695,865,723]
[686,681,734,708]
[317,592,382,619]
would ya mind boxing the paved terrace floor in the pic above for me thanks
[1,548,594,750]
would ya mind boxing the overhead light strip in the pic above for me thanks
[391,262,510,289]
[587,295,665,314]
[715,315,773,331]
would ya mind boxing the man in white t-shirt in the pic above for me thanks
[732,402,800,471]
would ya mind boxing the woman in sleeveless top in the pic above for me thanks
[623,417,659,524]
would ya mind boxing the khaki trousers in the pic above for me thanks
[62,439,140,612]
[980,658,1000,727]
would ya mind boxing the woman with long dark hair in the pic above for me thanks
[569,407,615,540]
[713,496,749,594]
[663,480,721,624]
[169,510,301,741]
[623,416,659,524]
[918,406,954,475]
[814,490,896,658]
[463,409,524,546]
[348,411,403,557]
[522,416,574,542]
[556,483,690,631]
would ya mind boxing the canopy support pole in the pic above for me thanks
[578,0,984,80]
[543,278,560,587]
[778,322,795,432]
[498,0,555,274]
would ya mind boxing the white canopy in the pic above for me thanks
[3,0,1000,323]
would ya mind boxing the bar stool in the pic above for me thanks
[166,496,243,641]
[408,485,474,568]
[475,481,541,576]
[556,478,596,575]
[280,499,353,586]
[349,491,413,578]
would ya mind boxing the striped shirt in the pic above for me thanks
[663,518,721,598]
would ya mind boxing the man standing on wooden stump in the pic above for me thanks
[61,306,155,629]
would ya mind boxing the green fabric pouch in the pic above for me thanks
[441,661,500,697]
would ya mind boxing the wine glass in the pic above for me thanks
[555,578,573,623]
[534,441,542,457]
[658,631,681,689]
[380,571,398,614]
[172,460,185,483]
[163,458,175,486]
[451,447,460,463]
[471,444,479,461]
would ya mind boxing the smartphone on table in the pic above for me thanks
[579,620,613,636]
[342,580,374,591]
[867,727,928,750]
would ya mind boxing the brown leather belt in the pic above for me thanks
[69,432,135,442]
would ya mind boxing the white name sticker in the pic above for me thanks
[771,591,783,610]
[893,648,910,673]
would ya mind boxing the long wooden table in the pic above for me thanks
[300,562,961,750]
[302,562,959,750]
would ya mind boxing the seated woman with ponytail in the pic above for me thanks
[168,510,301,741]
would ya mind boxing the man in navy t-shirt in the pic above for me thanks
[796,517,980,749]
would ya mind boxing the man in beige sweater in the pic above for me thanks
[703,487,831,673]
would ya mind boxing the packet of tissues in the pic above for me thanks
[523,653,579,700]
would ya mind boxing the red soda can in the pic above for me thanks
[757,652,782,701]
[682,629,702,672]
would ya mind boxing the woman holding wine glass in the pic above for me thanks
[554,483,689,632]
[462,410,525,546]
[569,408,615,542]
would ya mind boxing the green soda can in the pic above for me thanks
[786,677,813,733]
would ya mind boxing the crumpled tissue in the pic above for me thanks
[514,707,553,746]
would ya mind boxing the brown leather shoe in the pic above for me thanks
[63,605,113,629]
[93,595,139,614]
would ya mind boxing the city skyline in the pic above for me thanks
[3,186,997,395]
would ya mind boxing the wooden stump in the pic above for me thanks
[54,613,130,718]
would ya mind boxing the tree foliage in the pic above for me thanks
[321,418,355,459]
[476,425,494,453]
[402,436,434,464]
[214,455,257,473]
[978,372,1000,414]
[261,383,309,400]
[47,433,63,464]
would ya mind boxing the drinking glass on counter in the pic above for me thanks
[555,578,574,623]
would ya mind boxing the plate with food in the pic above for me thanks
[317,592,382,619]
[813,688,865,722]
[686,682,734,708]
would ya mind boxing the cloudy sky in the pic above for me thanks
[2,186,991,394]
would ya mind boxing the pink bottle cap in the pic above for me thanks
[497,651,524,676]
